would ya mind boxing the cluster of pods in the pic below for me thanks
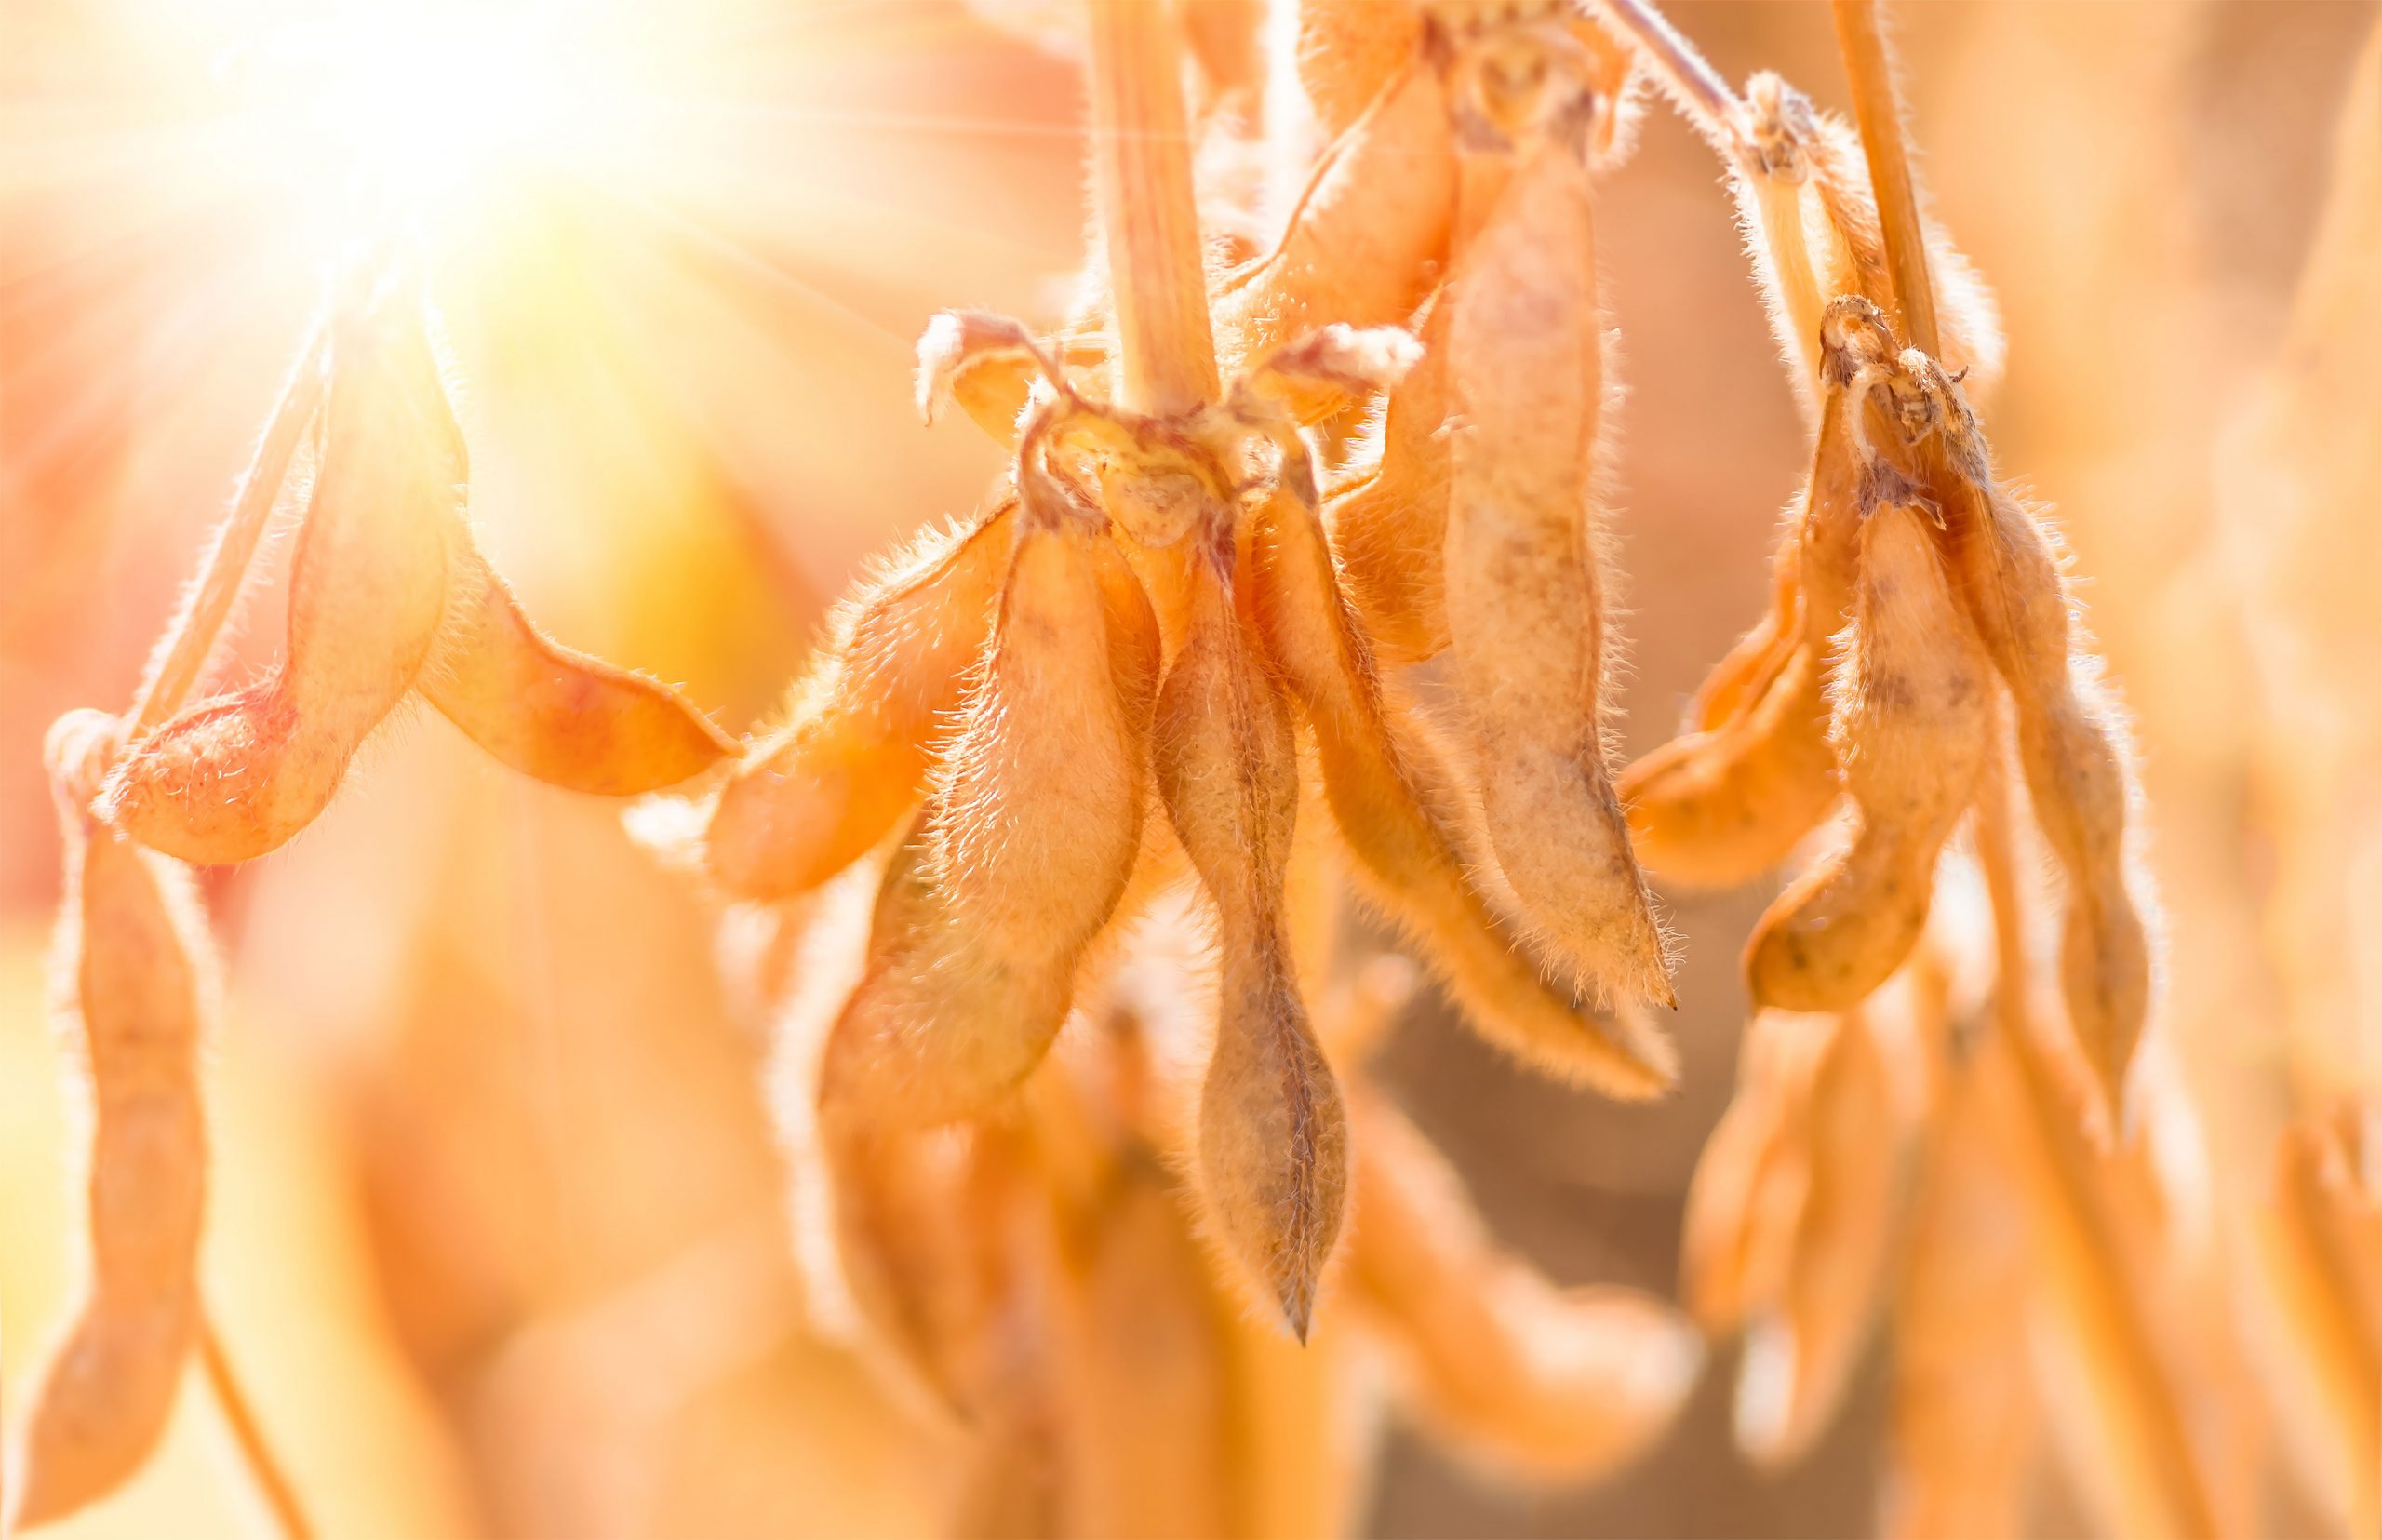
[20,0,2212,1531]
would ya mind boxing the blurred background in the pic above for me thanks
[1,0,2375,1534]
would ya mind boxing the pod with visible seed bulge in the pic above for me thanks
[706,502,1015,902]
[819,455,1159,1127]
[1211,60,1454,421]
[1746,504,1989,1013]
[421,535,733,795]
[1442,123,1668,1005]
[100,290,455,864]
[1157,546,1347,1339]
[1349,1088,1700,1482]
[1249,478,1674,1098]
[1896,355,2151,1114]
[1619,304,1884,890]
[20,711,210,1525]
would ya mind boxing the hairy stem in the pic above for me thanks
[1591,0,1746,145]
[127,326,330,735]
[200,1314,315,1540]
[1086,0,1219,416]
[1828,0,1939,356]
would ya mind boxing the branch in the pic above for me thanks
[1829,0,1939,355]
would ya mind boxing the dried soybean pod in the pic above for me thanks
[101,292,455,864]
[1348,1088,1701,1482]
[1619,310,1880,890]
[20,711,209,1525]
[1735,1005,1904,1466]
[1250,484,1675,1097]
[823,477,1158,1126]
[1156,550,1347,1338]
[1324,299,1452,665]
[1442,127,1668,1004]
[1679,1013,1826,1333]
[707,502,1015,901]
[1295,0,1422,139]
[1746,505,1990,1013]
[421,534,733,795]
[1917,370,2151,1113]
[1211,60,1455,421]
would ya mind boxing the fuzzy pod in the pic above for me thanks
[1156,551,1348,1340]
[1324,298,1453,665]
[1249,483,1675,1098]
[1211,59,1455,421]
[421,534,733,795]
[821,501,1159,1127]
[100,294,457,864]
[1348,1087,1701,1483]
[1440,124,1669,1007]
[20,712,212,1525]
[1896,360,2153,1116]
[1619,312,1877,890]
[707,502,1015,901]
[1746,505,1991,1013]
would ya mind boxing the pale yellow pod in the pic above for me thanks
[821,499,1158,1127]
[1687,525,1802,734]
[1907,367,2151,1115]
[707,502,1014,901]
[1734,1006,1903,1466]
[1156,554,1348,1340]
[1211,59,1455,420]
[421,533,734,795]
[1442,128,1668,1006]
[1679,1013,1826,1333]
[20,714,211,1526]
[1249,484,1676,1098]
[1620,312,1875,891]
[1746,505,1991,1014]
[1885,1044,2040,1540]
[1048,1170,1234,1540]
[1348,1088,1701,1483]
[1324,299,1452,665]
[101,292,456,864]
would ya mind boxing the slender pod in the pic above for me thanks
[1620,302,1883,890]
[1156,542,1347,1339]
[1746,503,1990,1013]
[101,291,457,864]
[1250,476,1675,1097]
[422,536,733,795]
[822,456,1158,1126]
[1348,1088,1700,1481]
[707,502,1016,901]
[1441,111,1668,1005]
[20,712,211,1526]
[1879,348,2152,1115]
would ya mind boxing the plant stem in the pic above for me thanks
[200,1314,315,1540]
[1592,0,1746,145]
[127,326,330,737]
[1829,0,1940,356]
[1085,0,1219,417]
[1972,728,2221,1540]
